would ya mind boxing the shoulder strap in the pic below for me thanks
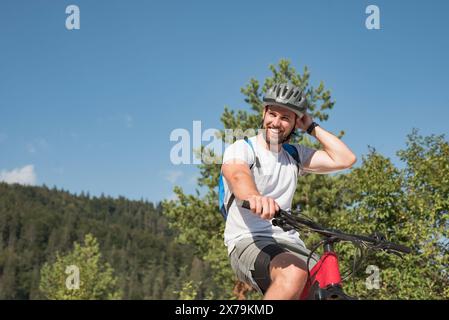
[244,136,260,168]
[225,137,258,213]
[282,143,301,172]
[282,143,301,164]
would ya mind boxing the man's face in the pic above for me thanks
[262,105,297,145]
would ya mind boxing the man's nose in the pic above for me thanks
[271,117,281,127]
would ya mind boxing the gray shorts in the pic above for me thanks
[229,236,319,294]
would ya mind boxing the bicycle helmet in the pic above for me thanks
[263,83,307,117]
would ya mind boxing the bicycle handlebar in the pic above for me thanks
[240,200,411,255]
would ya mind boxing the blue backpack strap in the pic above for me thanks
[243,136,260,168]
[219,136,258,220]
[218,174,228,219]
[282,143,301,170]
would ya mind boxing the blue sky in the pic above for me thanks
[0,0,448,203]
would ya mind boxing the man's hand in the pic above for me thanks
[296,113,313,131]
[246,195,280,220]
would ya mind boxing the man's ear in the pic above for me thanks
[294,115,301,129]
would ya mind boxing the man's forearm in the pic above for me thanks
[311,126,356,167]
[228,171,260,201]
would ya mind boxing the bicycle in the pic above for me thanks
[240,200,411,300]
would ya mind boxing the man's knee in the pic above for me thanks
[273,265,307,287]
[270,253,308,292]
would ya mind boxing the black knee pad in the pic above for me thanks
[251,244,287,294]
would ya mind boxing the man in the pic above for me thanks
[221,83,356,299]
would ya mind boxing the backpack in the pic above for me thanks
[218,136,301,220]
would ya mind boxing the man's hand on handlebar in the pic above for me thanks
[244,195,280,220]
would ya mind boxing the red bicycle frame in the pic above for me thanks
[300,242,353,300]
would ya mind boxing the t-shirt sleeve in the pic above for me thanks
[293,144,317,169]
[222,139,255,166]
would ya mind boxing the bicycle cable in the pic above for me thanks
[306,239,326,288]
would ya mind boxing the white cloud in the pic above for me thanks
[164,170,183,184]
[0,165,37,186]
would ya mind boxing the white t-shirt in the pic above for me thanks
[222,135,316,254]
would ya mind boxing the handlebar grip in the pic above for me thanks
[241,200,251,210]
[240,200,283,218]
[385,242,412,254]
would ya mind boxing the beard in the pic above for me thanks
[260,113,297,147]
[263,127,283,145]
[262,126,295,146]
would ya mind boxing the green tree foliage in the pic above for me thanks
[0,184,217,299]
[39,234,121,299]
[162,59,448,299]
[175,279,201,300]
[331,130,449,299]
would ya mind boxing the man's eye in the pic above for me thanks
[282,117,290,121]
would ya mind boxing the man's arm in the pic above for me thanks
[296,114,357,173]
[221,160,279,219]
[222,160,259,200]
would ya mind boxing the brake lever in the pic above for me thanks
[272,217,294,232]
[366,239,405,259]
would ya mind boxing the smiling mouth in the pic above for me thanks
[268,128,283,135]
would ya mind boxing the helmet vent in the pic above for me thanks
[281,86,288,97]
[262,83,307,116]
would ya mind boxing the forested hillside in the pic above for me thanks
[0,183,217,299]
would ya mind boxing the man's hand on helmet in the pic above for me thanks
[296,113,314,131]
[245,195,280,220]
